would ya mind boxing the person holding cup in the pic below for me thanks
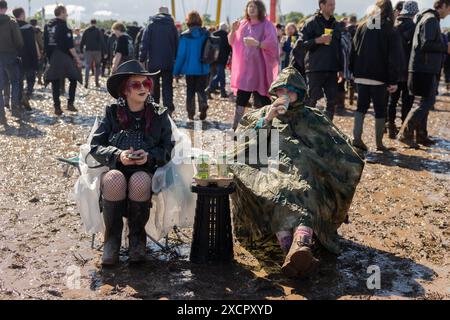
[299,0,344,122]
[231,67,364,278]
[228,0,279,131]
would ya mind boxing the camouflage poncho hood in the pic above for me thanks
[230,68,365,254]
[268,66,307,99]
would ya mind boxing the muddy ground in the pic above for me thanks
[0,76,448,300]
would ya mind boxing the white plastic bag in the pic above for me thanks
[146,117,198,240]
[70,117,108,234]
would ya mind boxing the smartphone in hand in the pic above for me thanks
[127,153,145,160]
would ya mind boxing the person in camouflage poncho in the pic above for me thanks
[229,67,365,277]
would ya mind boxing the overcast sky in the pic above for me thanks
[5,0,450,27]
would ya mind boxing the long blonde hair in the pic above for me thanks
[359,0,394,30]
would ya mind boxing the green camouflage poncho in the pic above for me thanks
[230,67,365,254]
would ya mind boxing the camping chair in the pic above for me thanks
[56,156,189,257]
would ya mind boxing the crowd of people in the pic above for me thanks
[1,0,449,275]
[1,0,448,146]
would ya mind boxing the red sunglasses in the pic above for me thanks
[128,79,153,91]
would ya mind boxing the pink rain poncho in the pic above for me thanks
[230,18,279,98]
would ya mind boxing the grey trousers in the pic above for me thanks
[84,50,102,86]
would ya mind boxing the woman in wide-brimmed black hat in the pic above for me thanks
[89,60,174,266]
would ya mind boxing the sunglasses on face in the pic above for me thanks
[128,79,152,91]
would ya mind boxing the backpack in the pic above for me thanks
[201,33,221,64]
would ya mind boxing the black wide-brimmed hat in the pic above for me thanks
[107,60,160,99]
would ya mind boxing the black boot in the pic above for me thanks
[102,199,126,266]
[54,105,63,116]
[11,105,23,119]
[21,96,32,112]
[375,118,388,151]
[416,130,437,146]
[0,113,6,125]
[127,200,151,263]
[67,103,78,112]
[388,121,398,139]
[398,118,419,148]
[199,104,208,121]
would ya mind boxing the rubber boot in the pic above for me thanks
[325,108,335,122]
[335,91,345,115]
[349,85,355,106]
[127,200,151,263]
[352,111,368,151]
[388,121,398,139]
[233,106,245,131]
[67,102,78,112]
[186,96,195,120]
[198,95,209,121]
[54,105,63,116]
[10,104,22,119]
[0,109,6,125]
[21,95,32,111]
[375,118,388,151]
[398,114,419,148]
[281,226,319,278]
[416,129,436,146]
[102,199,126,266]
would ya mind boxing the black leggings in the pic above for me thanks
[356,84,387,119]
[236,89,271,108]
[388,81,414,123]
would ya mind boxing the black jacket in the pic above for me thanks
[395,16,416,82]
[90,103,174,174]
[80,25,106,53]
[0,14,23,55]
[17,20,38,70]
[106,33,117,60]
[409,9,447,75]
[139,13,179,72]
[348,24,357,39]
[126,25,141,43]
[213,29,231,65]
[300,12,343,73]
[44,18,74,58]
[134,28,144,60]
[290,36,307,78]
[445,32,450,72]
[350,22,402,85]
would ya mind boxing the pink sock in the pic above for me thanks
[294,226,313,246]
[276,231,293,254]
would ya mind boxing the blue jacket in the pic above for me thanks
[173,27,210,76]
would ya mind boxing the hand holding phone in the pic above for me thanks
[120,148,147,166]
[127,153,145,160]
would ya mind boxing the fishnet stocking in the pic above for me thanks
[128,171,152,202]
[101,170,127,201]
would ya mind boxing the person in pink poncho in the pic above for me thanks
[228,0,279,130]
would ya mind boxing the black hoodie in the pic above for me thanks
[409,9,447,74]
[17,20,38,70]
[44,18,74,58]
[395,15,416,81]
[139,13,179,71]
[350,21,402,85]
